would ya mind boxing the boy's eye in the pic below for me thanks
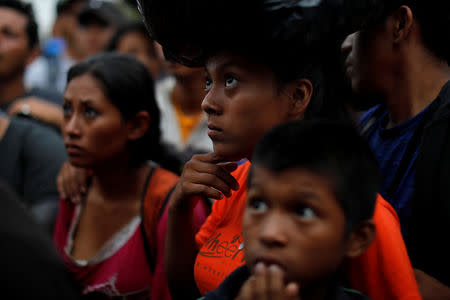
[84,107,98,119]
[205,76,212,91]
[248,198,268,213]
[62,103,72,117]
[225,75,238,88]
[295,206,316,219]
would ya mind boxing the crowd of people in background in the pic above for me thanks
[0,0,449,299]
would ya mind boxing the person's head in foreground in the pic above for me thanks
[341,0,450,110]
[62,53,162,170]
[242,120,380,299]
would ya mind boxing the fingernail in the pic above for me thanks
[269,264,282,273]
[255,262,265,273]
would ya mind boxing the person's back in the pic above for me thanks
[0,113,67,231]
[341,1,450,296]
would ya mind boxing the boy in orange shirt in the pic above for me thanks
[204,120,378,300]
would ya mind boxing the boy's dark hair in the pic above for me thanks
[106,21,155,54]
[373,0,450,64]
[250,120,380,233]
[0,0,39,49]
[67,53,162,167]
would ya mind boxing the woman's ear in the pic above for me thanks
[127,111,151,141]
[285,78,313,120]
[345,220,376,258]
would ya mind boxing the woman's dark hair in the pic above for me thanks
[106,21,156,54]
[67,53,163,167]
[250,120,380,234]
[136,0,384,122]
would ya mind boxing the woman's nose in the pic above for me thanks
[201,90,222,116]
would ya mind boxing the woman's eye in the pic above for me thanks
[225,75,238,88]
[205,77,212,91]
[295,206,316,219]
[85,107,98,119]
[248,198,268,213]
[62,103,72,117]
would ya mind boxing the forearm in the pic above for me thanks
[165,200,201,300]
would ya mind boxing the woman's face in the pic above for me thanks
[203,53,298,161]
[62,73,131,168]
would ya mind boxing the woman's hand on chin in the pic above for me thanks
[169,152,240,213]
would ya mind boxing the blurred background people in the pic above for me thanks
[0,0,63,128]
[106,21,162,80]
[25,0,87,94]
[77,0,126,59]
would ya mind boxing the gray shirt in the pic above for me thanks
[0,115,67,229]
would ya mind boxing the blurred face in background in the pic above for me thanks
[0,7,36,80]
[116,30,161,79]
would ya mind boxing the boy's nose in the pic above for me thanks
[259,213,288,248]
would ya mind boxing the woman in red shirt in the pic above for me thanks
[54,53,207,299]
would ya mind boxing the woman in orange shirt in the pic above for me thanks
[142,1,422,300]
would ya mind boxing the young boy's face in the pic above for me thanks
[243,165,350,286]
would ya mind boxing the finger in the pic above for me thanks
[185,159,239,191]
[68,166,82,202]
[183,182,226,200]
[56,167,66,199]
[285,282,300,300]
[254,263,269,300]
[217,161,239,173]
[75,167,88,195]
[268,265,285,300]
[191,173,234,197]
[195,152,230,164]
[236,276,256,300]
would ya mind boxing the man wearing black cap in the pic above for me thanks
[77,0,126,58]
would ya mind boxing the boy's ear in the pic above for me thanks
[127,111,151,141]
[285,78,313,120]
[345,220,376,258]
[391,5,414,44]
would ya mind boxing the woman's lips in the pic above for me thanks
[207,124,223,139]
[65,144,84,155]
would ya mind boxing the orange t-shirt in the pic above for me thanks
[194,161,422,300]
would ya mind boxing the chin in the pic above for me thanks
[212,144,248,162]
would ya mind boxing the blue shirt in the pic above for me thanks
[359,105,429,235]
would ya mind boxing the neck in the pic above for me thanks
[0,75,26,106]
[300,278,335,300]
[90,158,149,203]
[382,53,450,128]
[0,115,10,140]
[172,72,206,115]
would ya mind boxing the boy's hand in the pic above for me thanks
[56,161,88,204]
[236,264,300,300]
[169,152,240,212]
